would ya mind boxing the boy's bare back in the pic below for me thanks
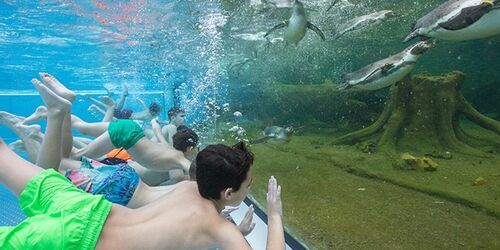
[96,181,251,250]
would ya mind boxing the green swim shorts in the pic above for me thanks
[108,119,145,150]
[0,169,112,250]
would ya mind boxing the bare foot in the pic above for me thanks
[23,106,48,124]
[16,123,43,142]
[38,72,76,103]
[88,104,99,113]
[8,140,26,152]
[99,96,115,107]
[31,79,71,117]
[105,87,115,97]
[87,104,105,117]
[0,111,25,129]
[30,129,44,142]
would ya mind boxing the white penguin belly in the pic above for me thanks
[357,65,414,90]
[430,9,500,41]
[284,16,307,44]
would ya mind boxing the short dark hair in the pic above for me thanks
[168,107,185,120]
[149,102,162,116]
[176,125,188,131]
[195,142,254,200]
[188,161,197,181]
[172,128,198,152]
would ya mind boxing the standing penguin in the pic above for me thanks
[264,0,325,45]
[339,40,434,91]
[404,0,500,41]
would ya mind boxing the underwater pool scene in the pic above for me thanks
[1,0,500,249]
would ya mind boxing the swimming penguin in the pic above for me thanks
[339,40,434,91]
[250,126,294,144]
[264,0,325,45]
[333,10,396,40]
[404,0,500,42]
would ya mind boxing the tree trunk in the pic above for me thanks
[333,72,500,156]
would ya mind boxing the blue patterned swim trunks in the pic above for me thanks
[65,157,139,206]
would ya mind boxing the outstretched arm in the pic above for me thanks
[266,176,285,250]
[216,177,284,250]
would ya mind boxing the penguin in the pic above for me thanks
[333,10,396,40]
[250,126,294,144]
[264,0,325,45]
[339,40,434,91]
[404,0,500,41]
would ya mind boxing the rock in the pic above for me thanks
[473,177,486,186]
[356,140,377,154]
[393,152,439,172]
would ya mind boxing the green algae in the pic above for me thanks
[219,71,500,249]
[243,132,500,249]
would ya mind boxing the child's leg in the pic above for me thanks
[37,73,76,159]
[71,115,109,137]
[71,132,115,160]
[31,77,72,170]
[99,96,117,122]
[22,106,47,124]
[88,104,106,118]
[58,158,84,173]
[73,137,91,149]
[0,138,42,196]
[14,124,42,163]
[115,85,128,110]
[83,95,106,110]
[0,111,41,162]
[102,108,116,123]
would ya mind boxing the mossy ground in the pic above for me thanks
[221,125,500,249]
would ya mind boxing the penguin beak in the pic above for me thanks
[403,31,418,42]
[410,40,434,55]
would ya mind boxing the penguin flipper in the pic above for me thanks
[438,4,493,31]
[307,22,326,41]
[404,30,419,42]
[379,63,395,75]
[264,21,289,38]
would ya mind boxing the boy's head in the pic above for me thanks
[149,102,162,117]
[173,128,199,154]
[195,142,254,206]
[168,107,186,126]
